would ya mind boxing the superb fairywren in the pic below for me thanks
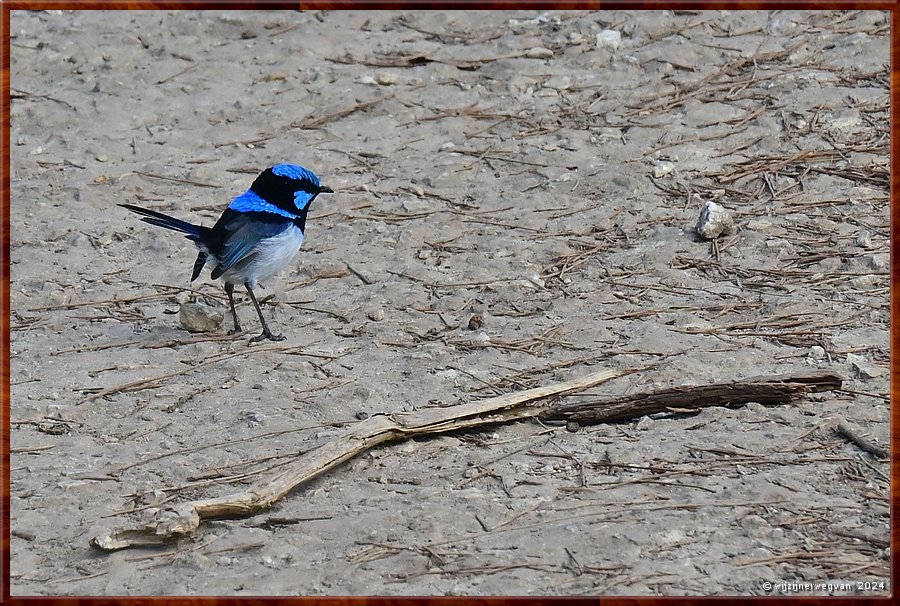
[120,163,333,342]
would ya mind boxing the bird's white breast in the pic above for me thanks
[222,225,304,288]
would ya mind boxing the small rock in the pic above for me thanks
[241,410,266,427]
[652,160,674,178]
[38,421,69,435]
[869,253,889,272]
[401,198,429,214]
[467,313,484,331]
[808,345,826,360]
[747,219,773,231]
[849,186,880,201]
[526,273,545,289]
[847,353,887,380]
[66,231,86,247]
[747,547,773,560]
[508,13,550,27]
[375,73,398,86]
[367,308,385,322]
[695,201,735,240]
[568,32,583,45]
[634,416,653,430]
[816,257,843,273]
[525,47,554,59]
[596,29,622,50]
[179,302,224,333]
[826,109,862,133]
[472,332,491,345]
[849,275,880,289]
[855,230,874,249]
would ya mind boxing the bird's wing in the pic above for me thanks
[210,210,295,280]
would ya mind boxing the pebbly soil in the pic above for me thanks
[8,9,890,596]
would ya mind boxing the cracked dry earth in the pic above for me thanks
[9,9,890,596]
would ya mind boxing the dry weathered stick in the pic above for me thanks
[835,422,888,459]
[539,371,841,425]
[90,367,626,550]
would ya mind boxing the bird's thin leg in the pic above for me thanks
[224,282,242,335]
[244,281,284,342]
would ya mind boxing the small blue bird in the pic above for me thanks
[120,163,333,342]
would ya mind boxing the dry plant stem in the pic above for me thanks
[90,367,626,551]
[835,422,888,458]
[540,371,841,425]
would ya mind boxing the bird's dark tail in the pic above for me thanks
[119,203,207,241]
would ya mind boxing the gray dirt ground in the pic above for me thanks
[8,9,890,596]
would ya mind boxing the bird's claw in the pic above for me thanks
[250,331,285,343]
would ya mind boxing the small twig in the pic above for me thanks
[284,302,351,323]
[11,87,76,109]
[133,170,220,188]
[248,515,334,529]
[835,423,888,458]
[832,527,890,549]
[292,93,393,130]
[28,288,181,312]
[155,63,198,85]
[344,263,374,285]
[78,344,335,404]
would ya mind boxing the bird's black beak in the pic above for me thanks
[320,185,334,194]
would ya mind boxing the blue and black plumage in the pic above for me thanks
[120,163,333,342]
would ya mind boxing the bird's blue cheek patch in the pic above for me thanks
[229,191,297,219]
[294,190,315,211]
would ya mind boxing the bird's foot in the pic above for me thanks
[250,330,285,343]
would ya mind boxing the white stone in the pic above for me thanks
[808,345,826,360]
[695,201,735,239]
[525,47,554,59]
[652,160,674,178]
[375,73,398,86]
[596,29,622,50]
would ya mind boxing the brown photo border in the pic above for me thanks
[0,1,895,603]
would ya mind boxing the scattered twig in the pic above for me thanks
[155,63,198,85]
[345,263,373,285]
[835,423,888,458]
[28,288,181,312]
[77,345,340,405]
[133,170,220,188]
[11,87,76,109]
[292,93,393,130]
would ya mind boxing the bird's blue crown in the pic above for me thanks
[271,163,321,186]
